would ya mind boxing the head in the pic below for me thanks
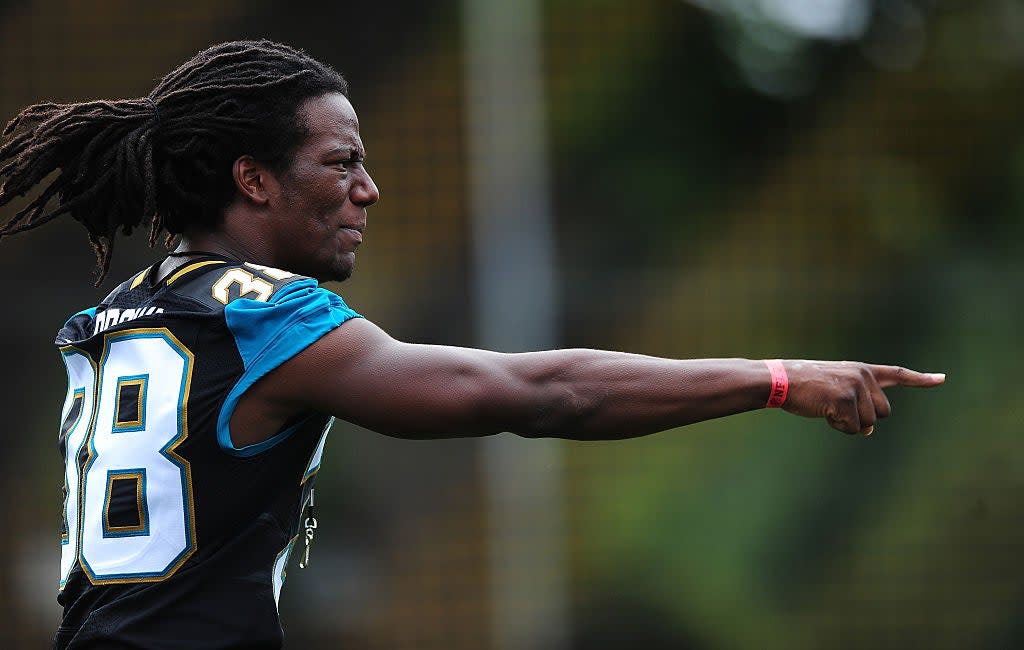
[227,91,378,281]
[0,39,377,284]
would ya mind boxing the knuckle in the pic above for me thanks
[827,414,858,434]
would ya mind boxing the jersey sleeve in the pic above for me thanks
[219,279,362,456]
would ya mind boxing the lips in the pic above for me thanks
[339,224,364,244]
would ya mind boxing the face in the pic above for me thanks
[267,92,379,281]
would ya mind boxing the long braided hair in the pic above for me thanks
[0,40,348,284]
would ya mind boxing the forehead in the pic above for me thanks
[296,92,362,152]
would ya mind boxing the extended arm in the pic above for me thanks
[236,318,944,443]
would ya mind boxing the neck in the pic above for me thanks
[173,231,265,264]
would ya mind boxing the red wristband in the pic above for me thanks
[764,359,789,408]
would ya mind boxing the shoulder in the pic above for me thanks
[200,263,362,367]
[219,263,360,330]
[54,272,142,345]
[170,261,311,308]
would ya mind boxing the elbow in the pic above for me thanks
[518,379,599,439]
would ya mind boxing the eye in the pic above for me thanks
[333,156,364,173]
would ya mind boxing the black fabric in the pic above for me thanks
[53,261,331,650]
[105,476,142,530]
[114,383,142,427]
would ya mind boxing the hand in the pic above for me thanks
[781,360,945,435]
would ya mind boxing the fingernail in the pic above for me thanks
[930,373,946,381]
[863,426,874,436]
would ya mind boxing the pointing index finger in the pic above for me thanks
[868,364,946,388]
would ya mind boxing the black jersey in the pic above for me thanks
[53,256,361,649]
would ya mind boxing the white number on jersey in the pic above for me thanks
[59,329,196,586]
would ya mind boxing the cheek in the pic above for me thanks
[311,184,348,224]
[298,197,341,235]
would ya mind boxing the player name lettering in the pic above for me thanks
[93,307,164,335]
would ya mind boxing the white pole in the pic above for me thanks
[462,0,568,648]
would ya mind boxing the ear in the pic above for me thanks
[232,155,275,205]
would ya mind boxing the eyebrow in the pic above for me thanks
[325,146,365,159]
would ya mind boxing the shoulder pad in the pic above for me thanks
[171,261,314,309]
[97,267,149,309]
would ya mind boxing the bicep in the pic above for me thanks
[265,318,548,438]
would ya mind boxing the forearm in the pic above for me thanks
[499,349,771,440]
[311,337,772,440]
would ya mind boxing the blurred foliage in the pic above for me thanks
[552,2,1023,649]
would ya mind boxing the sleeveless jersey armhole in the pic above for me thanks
[219,279,361,457]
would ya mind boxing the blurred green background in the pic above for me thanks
[1,1,1021,648]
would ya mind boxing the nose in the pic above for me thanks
[352,168,380,207]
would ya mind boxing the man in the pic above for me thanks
[0,40,944,649]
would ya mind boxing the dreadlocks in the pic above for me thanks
[0,40,348,284]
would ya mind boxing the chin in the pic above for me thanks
[296,252,355,283]
[320,257,355,283]
[331,266,353,282]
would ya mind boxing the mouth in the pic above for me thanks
[339,224,364,245]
